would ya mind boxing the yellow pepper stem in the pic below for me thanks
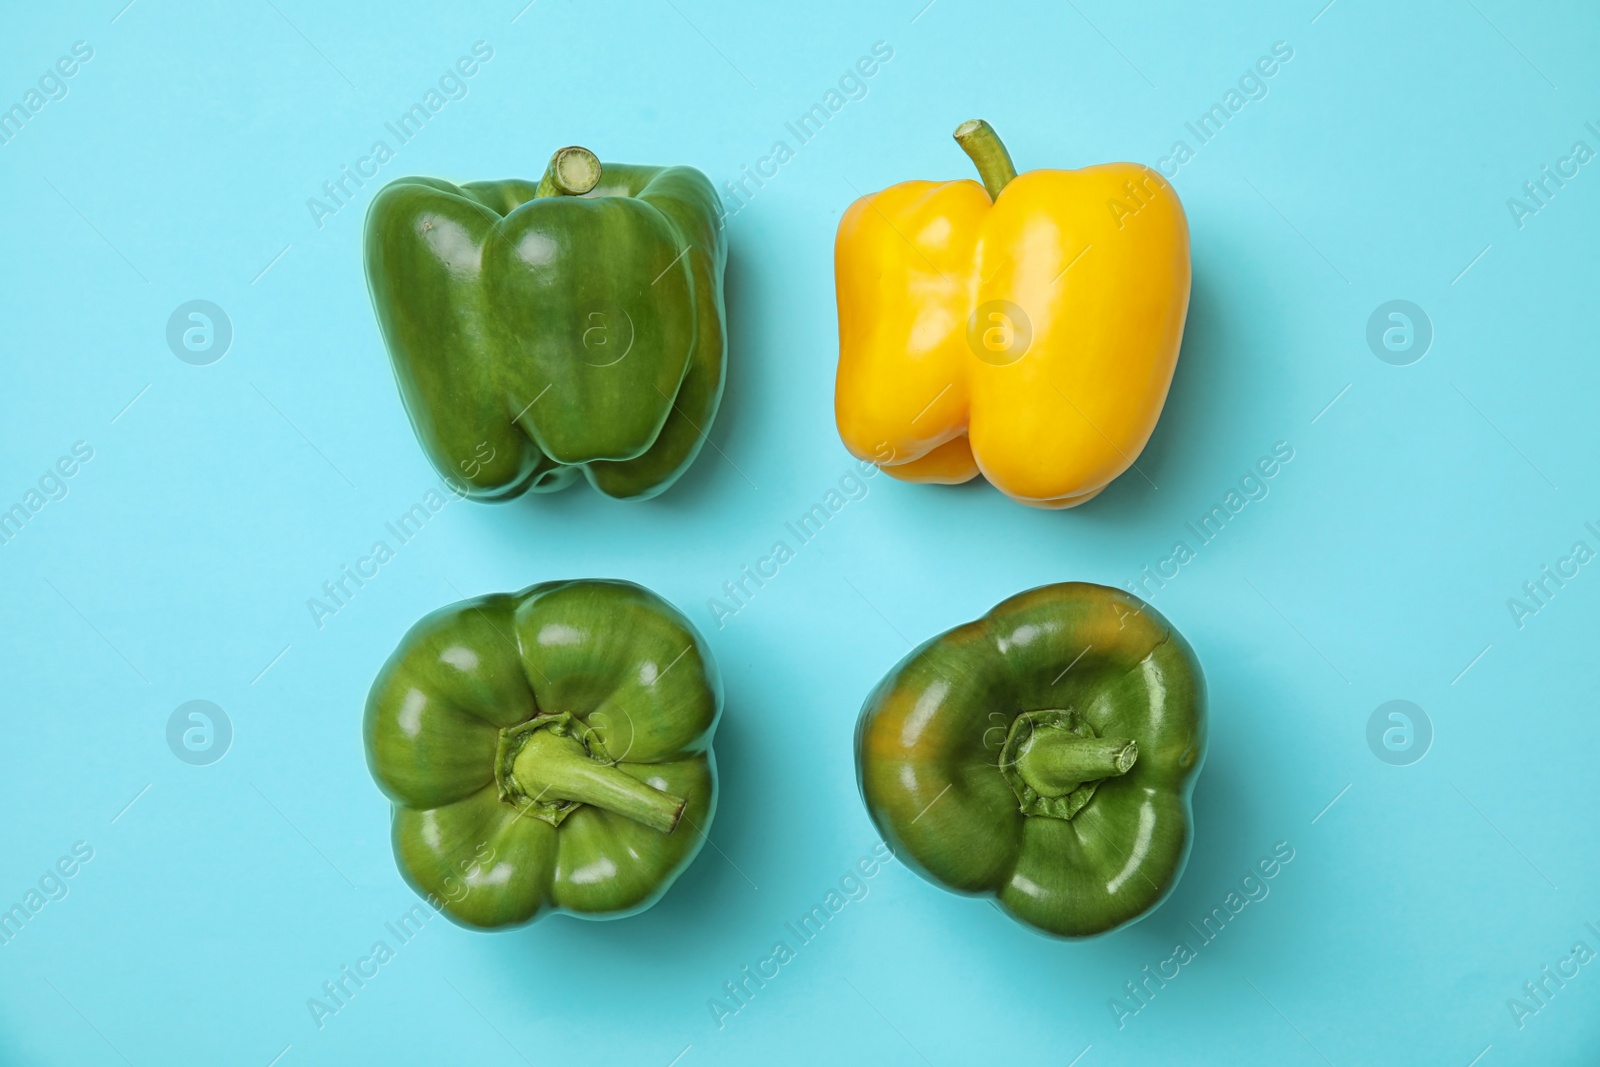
[953,119,1019,200]
[534,145,602,198]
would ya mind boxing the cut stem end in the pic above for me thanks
[952,119,1019,201]
[535,146,602,198]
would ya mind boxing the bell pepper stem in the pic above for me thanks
[534,145,602,198]
[1015,730,1138,797]
[510,727,684,833]
[953,119,1019,201]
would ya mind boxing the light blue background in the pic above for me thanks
[2,0,1597,1063]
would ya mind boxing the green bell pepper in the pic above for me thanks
[854,582,1206,938]
[364,145,727,501]
[364,579,721,928]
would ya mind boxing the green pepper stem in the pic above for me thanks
[510,728,684,833]
[534,146,602,198]
[953,119,1019,201]
[1015,731,1138,797]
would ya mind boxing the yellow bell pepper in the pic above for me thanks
[833,120,1191,509]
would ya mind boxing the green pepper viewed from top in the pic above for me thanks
[855,582,1206,938]
[364,144,727,502]
[365,579,721,928]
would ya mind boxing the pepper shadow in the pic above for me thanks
[1126,620,1326,944]
[473,651,769,979]
[480,234,754,534]
[882,258,1232,527]
[1058,735,1255,970]
[1155,729,1254,921]
[1124,257,1234,499]
[0,1025,24,1065]
[1033,253,1235,528]
[625,234,757,515]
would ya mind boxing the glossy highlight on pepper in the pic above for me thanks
[364,579,721,929]
[364,145,727,502]
[854,582,1206,938]
[834,120,1191,508]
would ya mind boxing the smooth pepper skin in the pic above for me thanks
[854,582,1206,938]
[364,157,727,501]
[364,579,721,929]
[834,121,1190,508]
